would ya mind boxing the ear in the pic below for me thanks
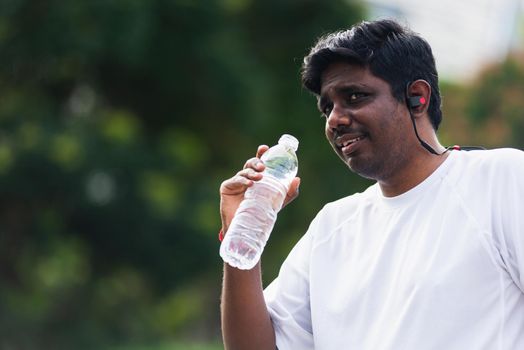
[406,79,431,116]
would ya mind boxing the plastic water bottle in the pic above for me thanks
[220,134,299,270]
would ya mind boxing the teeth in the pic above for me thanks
[342,137,362,147]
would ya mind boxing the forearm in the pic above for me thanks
[221,262,276,350]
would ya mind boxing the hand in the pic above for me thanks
[219,145,301,232]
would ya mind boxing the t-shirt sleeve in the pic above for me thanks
[263,214,320,350]
[493,149,524,292]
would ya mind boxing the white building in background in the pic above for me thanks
[363,0,523,82]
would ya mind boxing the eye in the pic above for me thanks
[319,103,333,118]
[348,92,367,102]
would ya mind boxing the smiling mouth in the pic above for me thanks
[339,136,365,148]
[335,134,368,151]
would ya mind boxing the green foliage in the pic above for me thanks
[0,0,366,348]
[441,54,524,149]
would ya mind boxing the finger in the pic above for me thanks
[243,156,266,172]
[256,145,269,158]
[220,175,254,194]
[283,177,301,207]
[236,167,263,181]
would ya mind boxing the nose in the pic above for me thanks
[326,104,352,131]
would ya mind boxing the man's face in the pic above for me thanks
[319,62,416,181]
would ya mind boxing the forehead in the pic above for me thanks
[319,62,389,95]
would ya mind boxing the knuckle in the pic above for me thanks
[243,158,256,169]
[220,179,232,190]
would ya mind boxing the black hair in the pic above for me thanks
[302,19,443,130]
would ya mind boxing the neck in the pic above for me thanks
[379,135,448,197]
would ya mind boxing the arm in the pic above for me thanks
[221,262,275,350]
[220,145,300,350]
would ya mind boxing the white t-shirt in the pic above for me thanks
[264,148,524,350]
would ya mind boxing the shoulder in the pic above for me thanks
[454,147,524,165]
[444,148,524,206]
[450,148,524,178]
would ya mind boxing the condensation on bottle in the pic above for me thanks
[220,134,299,270]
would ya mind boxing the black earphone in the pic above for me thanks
[407,95,426,109]
[405,82,485,154]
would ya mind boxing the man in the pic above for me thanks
[220,19,524,349]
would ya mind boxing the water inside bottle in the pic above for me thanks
[222,238,259,269]
[261,150,298,184]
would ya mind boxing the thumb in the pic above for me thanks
[284,177,301,207]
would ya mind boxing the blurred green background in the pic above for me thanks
[0,0,523,349]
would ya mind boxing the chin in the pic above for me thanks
[345,156,383,181]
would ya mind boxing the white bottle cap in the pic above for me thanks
[278,134,299,151]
